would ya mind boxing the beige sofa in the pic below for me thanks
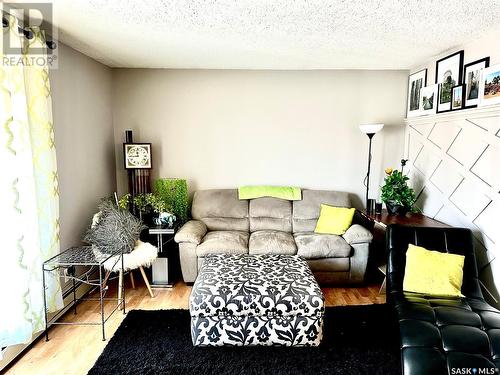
[174,189,373,285]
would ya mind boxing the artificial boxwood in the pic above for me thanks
[154,178,189,222]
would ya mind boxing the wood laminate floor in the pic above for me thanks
[6,276,385,375]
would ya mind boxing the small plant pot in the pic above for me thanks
[385,201,409,216]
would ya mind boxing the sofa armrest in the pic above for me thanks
[343,224,373,245]
[174,220,207,245]
[349,242,370,283]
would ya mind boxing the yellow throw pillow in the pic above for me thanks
[314,205,355,235]
[403,244,465,297]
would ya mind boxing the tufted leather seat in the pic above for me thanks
[386,224,500,375]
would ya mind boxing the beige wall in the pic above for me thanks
[51,43,115,249]
[112,69,408,208]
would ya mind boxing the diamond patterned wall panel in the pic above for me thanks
[468,115,500,134]
[413,147,440,178]
[474,200,499,244]
[447,126,488,166]
[415,185,443,218]
[427,121,461,150]
[408,168,425,196]
[449,180,491,218]
[430,160,463,195]
[470,145,500,189]
[406,107,500,305]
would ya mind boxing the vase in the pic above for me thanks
[156,212,177,228]
[385,201,409,216]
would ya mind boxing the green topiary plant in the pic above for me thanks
[380,163,417,216]
[154,178,189,223]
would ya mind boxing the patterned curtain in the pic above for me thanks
[0,14,62,348]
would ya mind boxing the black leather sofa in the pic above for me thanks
[386,224,500,375]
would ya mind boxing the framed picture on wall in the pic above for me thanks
[435,50,464,113]
[463,57,490,108]
[479,64,500,107]
[123,143,152,169]
[407,69,427,117]
[451,84,465,110]
[437,84,451,112]
[419,85,437,115]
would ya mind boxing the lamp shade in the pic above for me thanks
[359,123,384,135]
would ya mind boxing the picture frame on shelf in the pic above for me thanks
[419,85,437,115]
[437,84,451,113]
[407,69,427,117]
[435,50,464,113]
[479,64,500,107]
[123,143,152,169]
[463,57,490,108]
[451,84,465,110]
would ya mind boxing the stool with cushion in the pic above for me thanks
[85,200,157,302]
[98,240,158,301]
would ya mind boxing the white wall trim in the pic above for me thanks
[404,104,500,126]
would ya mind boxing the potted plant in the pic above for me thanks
[118,192,177,226]
[154,178,189,223]
[380,162,417,216]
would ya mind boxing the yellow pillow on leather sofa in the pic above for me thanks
[403,244,465,297]
[314,205,355,235]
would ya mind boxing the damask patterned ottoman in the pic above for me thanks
[189,254,324,346]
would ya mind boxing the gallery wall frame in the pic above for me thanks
[479,64,500,107]
[437,83,451,113]
[407,68,427,117]
[451,84,465,111]
[463,57,490,108]
[419,84,437,116]
[435,50,464,113]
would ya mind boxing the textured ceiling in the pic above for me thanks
[9,0,500,69]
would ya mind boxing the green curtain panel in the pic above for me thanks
[0,15,63,348]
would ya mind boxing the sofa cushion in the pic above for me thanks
[314,205,355,235]
[294,232,352,259]
[249,230,297,255]
[403,244,465,297]
[192,189,249,231]
[292,189,351,232]
[196,231,249,256]
[249,197,292,232]
[343,224,373,244]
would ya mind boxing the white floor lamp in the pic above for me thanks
[359,123,384,212]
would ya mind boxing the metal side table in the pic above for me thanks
[42,246,125,341]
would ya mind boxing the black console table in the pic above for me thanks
[147,225,179,287]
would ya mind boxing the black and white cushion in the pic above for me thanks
[189,254,324,346]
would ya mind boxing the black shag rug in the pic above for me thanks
[89,304,400,375]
